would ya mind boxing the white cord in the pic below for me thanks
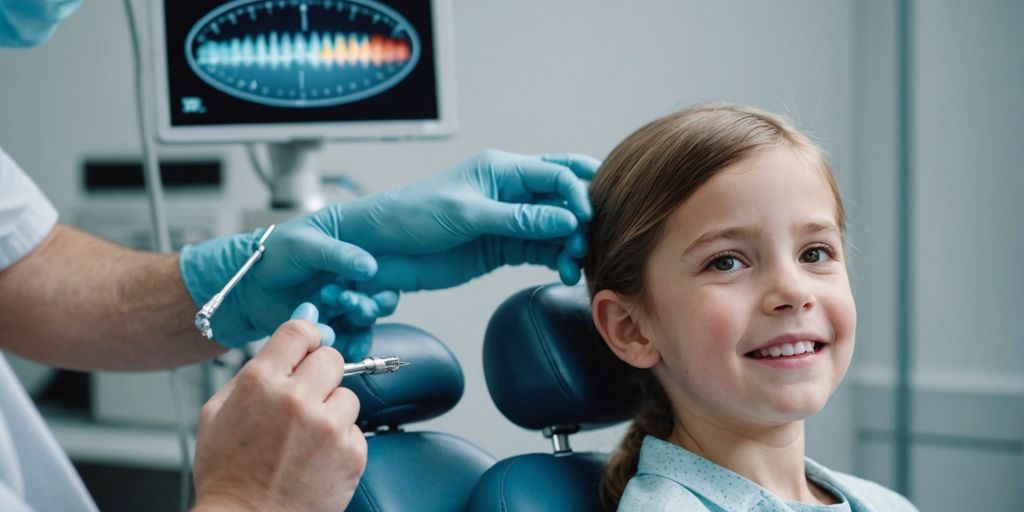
[122,1,194,510]
[246,143,274,189]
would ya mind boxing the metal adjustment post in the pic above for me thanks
[543,424,581,455]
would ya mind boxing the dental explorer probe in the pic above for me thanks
[343,355,409,377]
[195,225,276,339]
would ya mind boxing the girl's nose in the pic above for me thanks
[760,264,815,315]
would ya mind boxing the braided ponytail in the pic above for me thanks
[600,373,673,509]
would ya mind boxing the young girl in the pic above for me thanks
[585,104,917,511]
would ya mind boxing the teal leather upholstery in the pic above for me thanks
[468,284,636,512]
[344,323,495,512]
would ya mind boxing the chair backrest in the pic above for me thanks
[467,284,637,512]
[344,323,495,512]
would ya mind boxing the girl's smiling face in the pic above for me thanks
[639,145,856,428]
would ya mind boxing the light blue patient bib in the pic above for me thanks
[619,435,918,512]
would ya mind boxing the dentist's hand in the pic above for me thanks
[336,149,599,292]
[179,211,399,353]
[193,304,365,512]
[319,284,399,362]
[179,149,595,348]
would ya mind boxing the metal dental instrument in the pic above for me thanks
[192,224,407,378]
[343,355,409,377]
[195,224,277,339]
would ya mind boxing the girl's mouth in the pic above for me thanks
[745,341,826,359]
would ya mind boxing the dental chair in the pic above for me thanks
[343,323,495,512]
[467,284,637,512]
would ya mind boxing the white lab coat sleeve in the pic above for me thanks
[0,149,95,510]
[0,481,33,512]
[0,356,97,511]
[0,146,58,271]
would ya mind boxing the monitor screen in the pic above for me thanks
[151,0,455,143]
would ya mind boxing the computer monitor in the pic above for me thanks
[151,0,456,144]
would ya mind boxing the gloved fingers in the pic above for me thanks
[289,302,337,347]
[354,255,431,293]
[344,328,374,361]
[320,287,400,327]
[474,201,578,240]
[320,283,358,311]
[529,201,586,261]
[327,319,374,362]
[501,238,580,284]
[539,153,601,180]
[513,158,593,221]
[497,238,563,269]
[371,290,400,317]
[566,223,588,258]
[354,240,568,294]
[557,248,583,285]
[320,286,392,358]
[341,291,386,326]
[316,323,337,347]
[530,207,587,257]
[297,231,378,281]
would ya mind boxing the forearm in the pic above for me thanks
[0,225,224,370]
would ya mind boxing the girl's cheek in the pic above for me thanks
[695,302,742,349]
[826,288,858,343]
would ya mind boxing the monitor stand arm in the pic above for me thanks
[267,140,326,211]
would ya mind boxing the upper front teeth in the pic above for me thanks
[759,341,816,358]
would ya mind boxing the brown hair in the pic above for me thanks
[584,104,846,509]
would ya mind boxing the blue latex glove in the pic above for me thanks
[288,302,336,347]
[180,210,399,358]
[0,0,82,47]
[319,284,400,362]
[335,150,599,293]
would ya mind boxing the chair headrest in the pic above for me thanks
[483,284,636,431]
[344,323,464,431]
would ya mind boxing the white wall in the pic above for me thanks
[851,0,1023,510]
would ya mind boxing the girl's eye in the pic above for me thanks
[707,254,746,273]
[800,245,834,264]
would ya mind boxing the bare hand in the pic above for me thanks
[192,317,366,511]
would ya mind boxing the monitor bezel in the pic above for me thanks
[149,0,456,144]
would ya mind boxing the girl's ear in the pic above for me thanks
[592,289,661,369]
